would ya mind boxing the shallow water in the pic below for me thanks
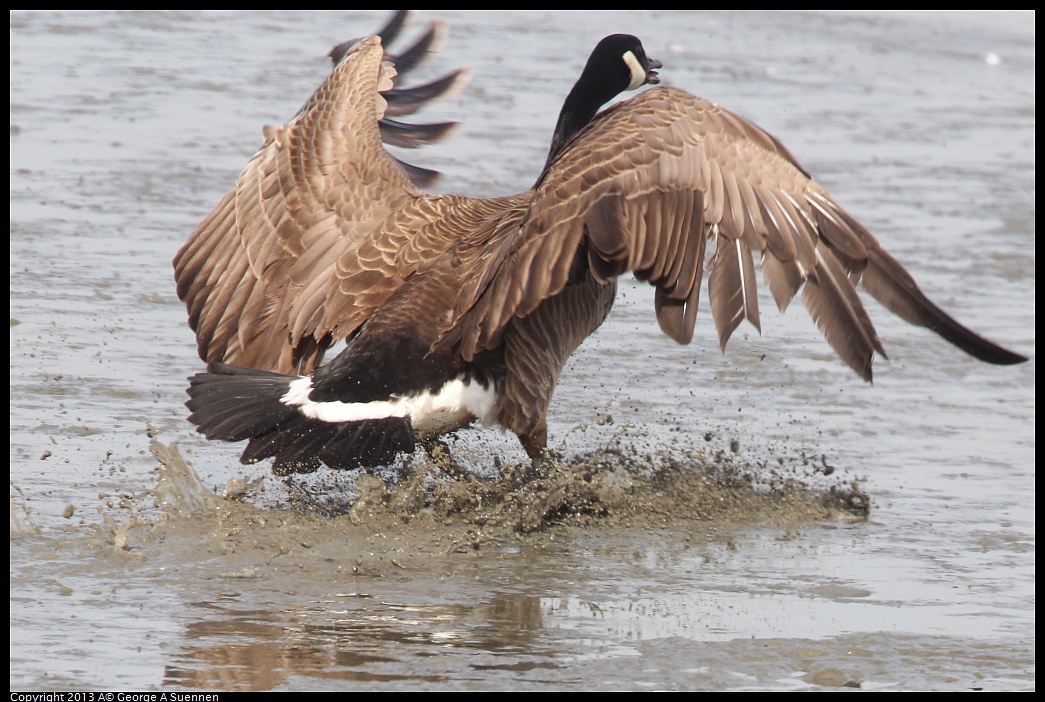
[10,10,1035,691]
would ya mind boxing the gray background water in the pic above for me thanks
[10,11,1034,691]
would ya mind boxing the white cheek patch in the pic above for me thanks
[623,50,647,91]
[281,376,500,437]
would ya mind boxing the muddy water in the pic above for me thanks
[10,11,1034,691]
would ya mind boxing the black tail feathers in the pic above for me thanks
[186,363,415,475]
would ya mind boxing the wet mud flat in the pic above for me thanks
[16,430,1031,692]
[12,432,872,690]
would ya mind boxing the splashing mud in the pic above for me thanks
[138,428,868,569]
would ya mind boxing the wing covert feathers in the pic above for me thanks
[450,86,1024,377]
[180,50,1024,391]
[175,31,474,377]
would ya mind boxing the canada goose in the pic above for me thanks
[175,19,1026,477]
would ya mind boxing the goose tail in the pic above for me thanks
[186,363,414,475]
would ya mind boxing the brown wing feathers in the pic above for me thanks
[180,29,1024,397]
[451,86,1023,379]
[708,234,762,352]
[175,31,473,376]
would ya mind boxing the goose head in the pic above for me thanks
[584,33,662,92]
[545,34,661,170]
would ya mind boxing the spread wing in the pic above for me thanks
[330,10,471,186]
[451,86,1025,380]
[174,23,471,376]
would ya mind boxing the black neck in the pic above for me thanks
[541,64,627,176]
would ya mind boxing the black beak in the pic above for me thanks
[646,57,662,85]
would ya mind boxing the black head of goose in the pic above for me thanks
[544,33,661,173]
[175,17,1026,477]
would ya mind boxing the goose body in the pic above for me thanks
[176,17,1025,476]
